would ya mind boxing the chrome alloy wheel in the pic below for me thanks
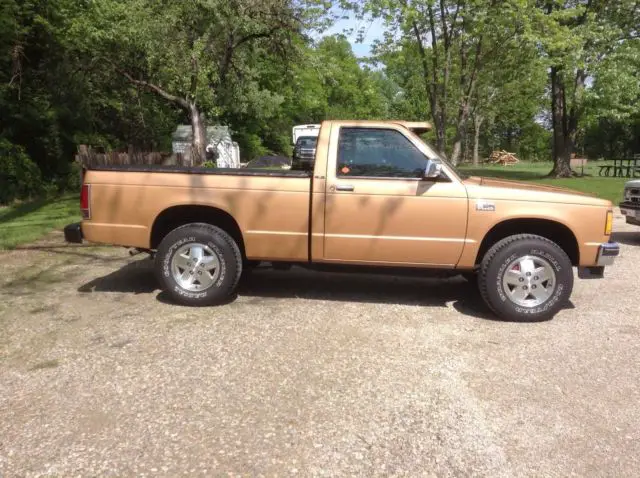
[171,243,221,292]
[501,255,556,308]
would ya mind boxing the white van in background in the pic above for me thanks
[292,124,320,170]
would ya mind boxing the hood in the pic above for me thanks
[463,176,611,207]
[472,177,593,196]
[624,179,640,189]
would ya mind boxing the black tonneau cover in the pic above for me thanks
[86,164,311,178]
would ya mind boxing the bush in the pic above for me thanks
[54,161,83,192]
[0,139,43,204]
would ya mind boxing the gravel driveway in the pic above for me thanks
[1,211,639,477]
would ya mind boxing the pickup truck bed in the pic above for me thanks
[79,165,314,262]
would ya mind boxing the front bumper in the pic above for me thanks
[64,222,83,244]
[597,241,620,266]
[620,201,640,226]
[578,242,619,279]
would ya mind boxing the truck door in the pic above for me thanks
[322,125,468,267]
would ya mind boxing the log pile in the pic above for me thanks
[486,150,519,166]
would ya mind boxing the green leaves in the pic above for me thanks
[1,0,638,190]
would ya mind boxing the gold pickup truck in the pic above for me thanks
[65,120,619,321]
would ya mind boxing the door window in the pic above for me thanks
[337,128,427,178]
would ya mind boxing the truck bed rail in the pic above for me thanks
[85,164,311,178]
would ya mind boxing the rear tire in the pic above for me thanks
[155,223,242,306]
[478,234,573,321]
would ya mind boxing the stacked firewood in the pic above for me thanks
[486,150,519,165]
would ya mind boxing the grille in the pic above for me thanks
[625,187,640,202]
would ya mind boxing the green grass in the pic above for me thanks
[0,195,80,249]
[458,161,628,204]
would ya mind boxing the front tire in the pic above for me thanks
[155,223,243,306]
[478,234,573,321]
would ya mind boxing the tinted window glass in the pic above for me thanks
[337,128,426,178]
[297,136,317,148]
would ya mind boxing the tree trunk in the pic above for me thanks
[450,136,463,166]
[450,104,472,166]
[189,102,207,166]
[473,114,483,166]
[548,66,573,177]
[112,68,208,165]
[434,113,447,157]
[462,126,469,163]
[408,12,447,158]
[548,66,586,178]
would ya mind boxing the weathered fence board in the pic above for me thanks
[75,145,189,168]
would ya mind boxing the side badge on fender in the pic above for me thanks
[476,200,496,212]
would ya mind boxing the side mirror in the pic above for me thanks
[424,159,443,179]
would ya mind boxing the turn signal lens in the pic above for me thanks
[605,210,613,235]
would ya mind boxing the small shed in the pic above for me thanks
[171,125,240,168]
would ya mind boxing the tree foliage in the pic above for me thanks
[0,0,639,201]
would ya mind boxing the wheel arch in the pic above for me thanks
[475,218,579,266]
[150,205,245,256]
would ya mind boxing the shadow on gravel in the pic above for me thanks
[612,231,640,246]
[239,267,480,307]
[15,244,95,250]
[236,268,560,322]
[78,262,565,322]
[78,259,158,294]
[12,244,126,262]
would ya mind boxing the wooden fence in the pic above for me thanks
[75,145,189,168]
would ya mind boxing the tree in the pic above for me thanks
[0,0,182,180]
[538,0,639,177]
[76,0,308,165]
[362,0,536,164]
[469,37,548,164]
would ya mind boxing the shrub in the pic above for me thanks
[54,161,83,192]
[0,139,43,204]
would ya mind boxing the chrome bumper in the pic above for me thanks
[597,242,620,266]
[620,202,640,225]
[577,242,619,279]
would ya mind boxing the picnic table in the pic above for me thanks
[598,156,640,178]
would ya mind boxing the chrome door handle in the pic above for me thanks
[335,184,355,192]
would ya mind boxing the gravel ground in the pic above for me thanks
[1,210,639,477]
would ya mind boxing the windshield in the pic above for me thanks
[405,130,468,180]
[296,136,317,148]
